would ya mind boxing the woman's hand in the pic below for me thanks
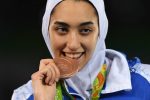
[31,59,60,100]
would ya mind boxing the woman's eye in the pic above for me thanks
[56,27,68,34]
[80,29,92,35]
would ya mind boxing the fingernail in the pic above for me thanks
[55,78,59,82]
[49,81,52,86]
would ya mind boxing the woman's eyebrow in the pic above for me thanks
[54,21,70,27]
[79,21,94,26]
[53,21,94,27]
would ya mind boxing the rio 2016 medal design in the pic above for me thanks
[53,57,79,79]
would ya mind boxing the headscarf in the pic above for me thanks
[42,0,108,98]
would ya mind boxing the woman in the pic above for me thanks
[12,0,150,100]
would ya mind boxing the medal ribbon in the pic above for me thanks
[55,64,107,100]
[91,64,106,100]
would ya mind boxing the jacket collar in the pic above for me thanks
[101,49,132,94]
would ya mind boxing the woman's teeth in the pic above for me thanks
[65,53,83,59]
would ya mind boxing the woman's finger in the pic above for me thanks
[51,63,60,82]
[46,63,56,85]
[38,58,60,85]
[39,59,54,70]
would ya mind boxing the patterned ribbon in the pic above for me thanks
[91,64,106,100]
[55,64,107,100]
[55,82,63,100]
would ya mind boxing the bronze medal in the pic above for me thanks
[53,57,79,79]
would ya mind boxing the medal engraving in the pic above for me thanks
[54,57,79,79]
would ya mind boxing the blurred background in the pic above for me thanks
[0,0,150,99]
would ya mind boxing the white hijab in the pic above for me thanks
[42,0,108,98]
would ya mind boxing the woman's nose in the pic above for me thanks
[67,32,80,51]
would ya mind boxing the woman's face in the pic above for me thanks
[49,0,99,71]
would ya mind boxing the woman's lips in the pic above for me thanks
[63,52,84,59]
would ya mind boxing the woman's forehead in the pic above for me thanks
[50,0,98,24]
[51,0,97,16]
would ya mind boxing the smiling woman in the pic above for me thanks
[49,0,99,71]
[11,0,150,100]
